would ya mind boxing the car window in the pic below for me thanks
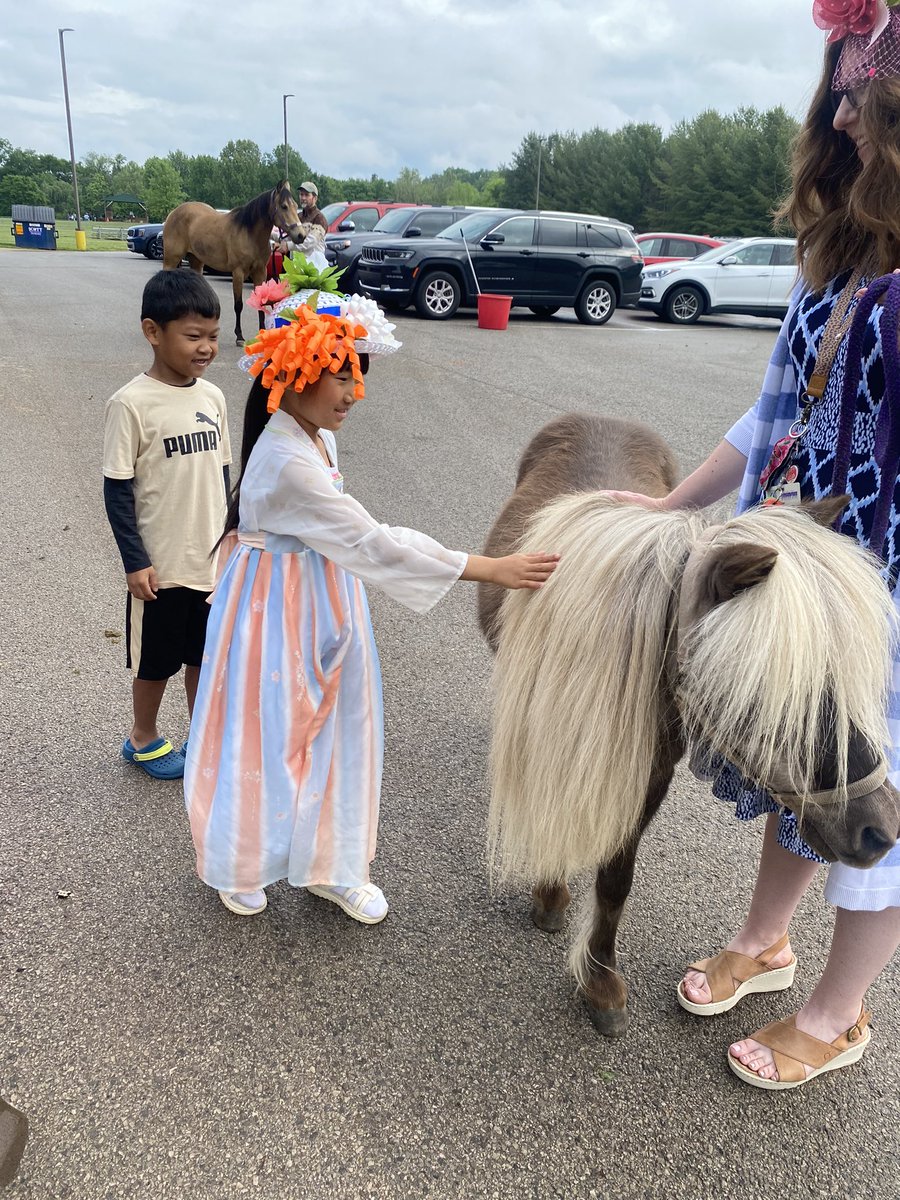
[415,211,456,236]
[439,211,516,242]
[638,237,663,256]
[320,203,347,224]
[489,217,536,247]
[584,224,623,248]
[539,219,578,247]
[771,243,797,266]
[349,207,380,231]
[667,239,700,259]
[729,243,775,267]
[374,207,418,233]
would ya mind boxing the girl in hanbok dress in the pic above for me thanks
[184,304,557,925]
[605,2,900,1089]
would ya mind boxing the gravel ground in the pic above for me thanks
[0,249,896,1200]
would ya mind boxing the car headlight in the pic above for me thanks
[329,239,352,251]
[642,267,680,280]
[384,249,416,260]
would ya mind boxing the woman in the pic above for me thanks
[613,1,900,1088]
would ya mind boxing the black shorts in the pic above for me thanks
[125,586,211,680]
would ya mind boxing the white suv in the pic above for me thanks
[638,236,797,324]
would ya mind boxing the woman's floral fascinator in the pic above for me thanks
[814,0,900,88]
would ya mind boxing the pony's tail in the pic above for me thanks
[488,493,697,885]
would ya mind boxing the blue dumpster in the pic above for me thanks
[10,204,58,250]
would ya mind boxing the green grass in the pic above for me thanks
[0,217,128,252]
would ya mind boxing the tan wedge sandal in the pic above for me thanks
[676,933,797,1016]
[728,1007,872,1090]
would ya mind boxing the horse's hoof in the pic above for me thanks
[0,1098,28,1187]
[585,1001,629,1038]
[530,903,567,933]
[236,339,244,347]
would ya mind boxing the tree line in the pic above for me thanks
[0,105,799,236]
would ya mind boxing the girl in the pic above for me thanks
[607,2,900,1089]
[184,304,557,926]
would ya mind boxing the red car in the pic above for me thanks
[635,233,724,266]
[318,201,417,234]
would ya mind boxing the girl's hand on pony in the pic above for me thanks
[463,552,560,590]
[599,489,670,510]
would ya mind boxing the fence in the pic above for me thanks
[90,226,129,241]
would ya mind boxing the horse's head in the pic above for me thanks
[676,496,900,867]
[271,180,303,239]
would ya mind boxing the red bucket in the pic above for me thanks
[477,293,512,330]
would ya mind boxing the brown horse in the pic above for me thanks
[162,181,303,345]
[481,412,900,1036]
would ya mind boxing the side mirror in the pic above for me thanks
[720,255,738,266]
[404,227,422,237]
[338,220,355,232]
[482,233,505,246]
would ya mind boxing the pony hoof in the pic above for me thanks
[585,1002,629,1038]
[236,338,245,347]
[530,904,567,933]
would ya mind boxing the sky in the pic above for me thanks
[2,1,823,178]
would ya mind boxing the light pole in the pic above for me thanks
[58,28,86,250]
[282,94,294,181]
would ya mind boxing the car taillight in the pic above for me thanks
[631,254,644,263]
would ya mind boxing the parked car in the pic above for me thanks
[126,222,164,257]
[638,237,798,324]
[635,232,723,265]
[325,205,487,295]
[318,201,415,234]
[357,209,643,324]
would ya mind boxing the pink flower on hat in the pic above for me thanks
[247,279,291,311]
[813,0,882,41]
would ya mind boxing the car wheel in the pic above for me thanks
[575,281,616,325]
[415,271,462,319]
[529,306,560,318]
[142,247,153,258]
[664,285,703,324]
[149,235,164,260]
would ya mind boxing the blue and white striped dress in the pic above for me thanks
[714,274,900,911]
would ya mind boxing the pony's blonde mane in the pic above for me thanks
[679,504,895,803]
[489,494,702,883]
[489,496,895,885]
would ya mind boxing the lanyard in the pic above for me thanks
[760,269,863,500]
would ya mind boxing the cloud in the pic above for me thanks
[4,0,823,177]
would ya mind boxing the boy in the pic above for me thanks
[103,270,231,779]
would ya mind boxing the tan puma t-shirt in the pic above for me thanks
[103,373,232,590]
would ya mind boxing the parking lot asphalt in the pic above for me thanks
[1,250,897,1200]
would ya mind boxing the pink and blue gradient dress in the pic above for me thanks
[184,409,466,893]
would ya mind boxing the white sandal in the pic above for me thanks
[218,889,267,916]
[306,883,388,925]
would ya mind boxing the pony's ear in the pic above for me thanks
[801,494,850,528]
[703,542,778,607]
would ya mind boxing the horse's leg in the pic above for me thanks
[571,761,676,1037]
[232,269,244,346]
[186,253,204,274]
[531,881,571,932]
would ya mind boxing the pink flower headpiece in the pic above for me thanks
[247,278,292,312]
[814,0,900,88]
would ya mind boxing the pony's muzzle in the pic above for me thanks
[797,779,900,867]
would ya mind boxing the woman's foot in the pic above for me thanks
[678,931,796,1014]
[306,883,388,925]
[218,889,267,916]
[729,1003,871,1086]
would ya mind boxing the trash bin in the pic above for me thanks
[10,204,58,250]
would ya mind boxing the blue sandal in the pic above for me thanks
[121,736,185,780]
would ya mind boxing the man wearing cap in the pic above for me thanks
[298,182,328,231]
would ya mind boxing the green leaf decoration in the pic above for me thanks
[279,252,346,295]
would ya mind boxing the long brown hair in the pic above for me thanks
[779,41,900,291]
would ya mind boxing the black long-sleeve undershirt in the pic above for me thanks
[104,466,231,575]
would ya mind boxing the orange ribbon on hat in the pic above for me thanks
[245,305,370,412]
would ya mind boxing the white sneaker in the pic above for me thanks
[306,883,388,925]
[218,889,268,916]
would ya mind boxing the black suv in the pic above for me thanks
[324,205,481,294]
[357,209,643,324]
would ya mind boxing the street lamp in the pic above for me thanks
[58,28,86,250]
[282,94,294,181]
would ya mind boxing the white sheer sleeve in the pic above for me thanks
[256,456,468,613]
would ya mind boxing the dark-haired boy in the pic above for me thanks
[103,269,232,779]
